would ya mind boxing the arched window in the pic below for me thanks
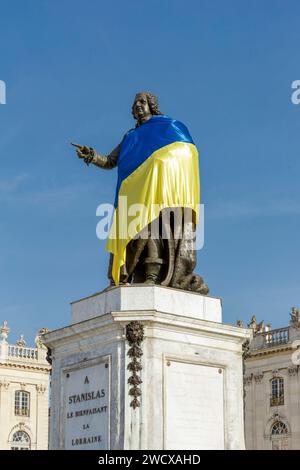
[15,391,30,417]
[271,421,289,450]
[11,431,31,450]
[271,421,288,435]
[270,378,284,406]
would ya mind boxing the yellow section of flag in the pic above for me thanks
[106,141,200,285]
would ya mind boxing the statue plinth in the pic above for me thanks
[44,286,250,450]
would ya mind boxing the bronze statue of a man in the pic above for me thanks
[73,92,208,294]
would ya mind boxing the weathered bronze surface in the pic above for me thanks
[72,92,208,294]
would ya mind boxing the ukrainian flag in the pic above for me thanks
[106,115,200,285]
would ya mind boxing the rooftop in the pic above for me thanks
[0,321,51,370]
[237,307,300,355]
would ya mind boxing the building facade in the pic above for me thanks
[243,309,300,450]
[0,321,51,450]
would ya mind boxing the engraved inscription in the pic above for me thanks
[63,361,109,449]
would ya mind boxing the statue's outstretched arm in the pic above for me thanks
[72,142,120,169]
[92,144,120,170]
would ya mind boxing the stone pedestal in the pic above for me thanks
[44,285,250,450]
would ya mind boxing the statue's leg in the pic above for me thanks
[144,237,164,285]
[119,263,130,284]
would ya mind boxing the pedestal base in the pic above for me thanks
[44,285,250,450]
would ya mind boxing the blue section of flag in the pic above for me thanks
[114,115,194,206]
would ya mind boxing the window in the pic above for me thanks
[271,421,288,435]
[271,421,289,450]
[11,431,31,450]
[270,378,284,406]
[15,391,30,417]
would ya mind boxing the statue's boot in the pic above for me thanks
[144,258,164,285]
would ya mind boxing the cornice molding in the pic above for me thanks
[0,362,51,372]
[246,345,292,359]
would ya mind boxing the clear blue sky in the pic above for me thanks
[1,0,299,344]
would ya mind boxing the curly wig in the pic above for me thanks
[132,91,163,121]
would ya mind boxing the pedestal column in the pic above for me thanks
[44,285,250,450]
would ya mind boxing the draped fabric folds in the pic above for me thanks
[106,115,200,285]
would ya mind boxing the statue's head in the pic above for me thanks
[132,91,162,125]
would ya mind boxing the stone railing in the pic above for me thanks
[262,328,289,347]
[0,321,50,367]
[250,327,290,350]
[15,407,30,417]
[270,395,284,407]
[8,345,38,360]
